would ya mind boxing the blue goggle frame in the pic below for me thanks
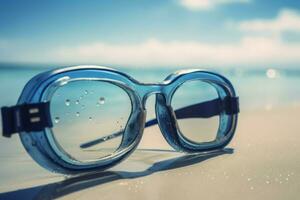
[1,65,239,174]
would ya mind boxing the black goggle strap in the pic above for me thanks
[146,96,239,126]
[79,96,239,149]
[1,102,53,138]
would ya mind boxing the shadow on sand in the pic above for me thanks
[0,148,233,200]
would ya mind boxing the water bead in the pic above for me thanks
[65,99,71,106]
[99,97,105,104]
[76,112,80,117]
[75,100,80,105]
[54,117,60,123]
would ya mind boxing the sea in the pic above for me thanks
[0,63,299,112]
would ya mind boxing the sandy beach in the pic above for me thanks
[0,104,299,200]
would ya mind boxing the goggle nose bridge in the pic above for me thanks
[136,83,168,109]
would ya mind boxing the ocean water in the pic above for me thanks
[0,65,299,111]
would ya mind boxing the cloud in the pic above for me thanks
[54,37,300,67]
[239,9,300,33]
[1,35,300,68]
[178,0,250,11]
[1,8,300,68]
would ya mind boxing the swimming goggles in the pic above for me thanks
[1,66,239,174]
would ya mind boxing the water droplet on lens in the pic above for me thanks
[81,105,85,109]
[84,90,89,95]
[89,117,92,121]
[54,117,60,123]
[99,97,105,104]
[65,99,70,106]
[75,100,79,105]
[76,112,80,117]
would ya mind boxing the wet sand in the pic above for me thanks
[0,105,299,200]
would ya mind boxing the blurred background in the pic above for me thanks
[0,0,300,110]
[0,1,300,199]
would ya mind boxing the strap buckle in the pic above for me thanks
[1,102,53,137]
[223,96,239,115]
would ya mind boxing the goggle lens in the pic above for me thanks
[171,80,220,144]
[50,80,132,162]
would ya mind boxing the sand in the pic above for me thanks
[0,105,299,200]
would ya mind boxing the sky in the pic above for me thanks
[0,0,300,68]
